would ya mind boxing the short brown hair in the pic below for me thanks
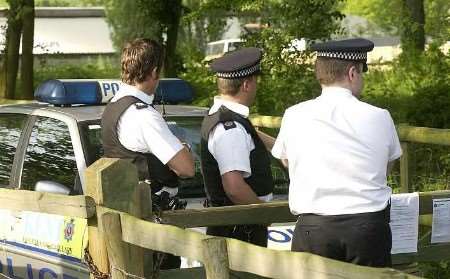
[315,57,362,85]
[217,77,246,96]
[121,38,164,85]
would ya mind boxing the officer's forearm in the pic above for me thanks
[167,147,195,178]
[222,171,262,205]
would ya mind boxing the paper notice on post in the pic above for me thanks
[390,192,419,254]
[431,198,450,243]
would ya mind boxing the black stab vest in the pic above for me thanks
[101,96,178,191]
[200,106,274,206]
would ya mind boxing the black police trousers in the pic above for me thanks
[207,224,268,247]
[291,206,392,267]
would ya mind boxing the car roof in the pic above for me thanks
[0,102,208,122]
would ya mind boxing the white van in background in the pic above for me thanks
[204,38,244,61]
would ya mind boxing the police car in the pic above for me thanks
[0,79,290,278]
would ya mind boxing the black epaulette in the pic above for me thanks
[223,121,236,130]
[134,103,148,109]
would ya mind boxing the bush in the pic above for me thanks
[33,63,121,89]
[362,45,450,128]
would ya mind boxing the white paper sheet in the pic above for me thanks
[431,198,450,243]
[390,192,419,254]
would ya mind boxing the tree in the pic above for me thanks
[0,0,35,100]
[19,0,34,99]
[104,0,227,78]
[104,1,161,50]
[146,0,183,78]
[343,0,449,54]
[1,0,23,99]
[104,0,184,77]
[400,0,425,53]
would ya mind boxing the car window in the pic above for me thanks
[206,43,225,56]
[79,122,103,166]
[227,41,242,52]
[21,116,79,193]
[167,118,204,198]
[0,113,28,187]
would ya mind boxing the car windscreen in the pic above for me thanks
[206,43,225,56]
[79,117,288,198]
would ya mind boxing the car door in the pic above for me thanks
[0,114,89,279]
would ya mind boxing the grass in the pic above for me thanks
[0,99,33,105]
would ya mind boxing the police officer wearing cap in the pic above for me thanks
[101,38,195,268]
[272,38,402,266]
[200,47,275,247]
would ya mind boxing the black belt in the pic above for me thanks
[299,204,391,224]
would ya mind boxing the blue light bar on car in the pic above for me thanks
[154,78,194,105]
[34,79,194,106]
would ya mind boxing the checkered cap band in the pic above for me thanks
[317,51,367,61]
[216,64,260,79]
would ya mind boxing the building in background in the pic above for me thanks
[0,7,117,67]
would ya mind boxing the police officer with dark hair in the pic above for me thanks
[272,38,402,267]
[200,48,275,247]
[101,38,195,269]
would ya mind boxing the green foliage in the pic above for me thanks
[104,0,162,50]
[180,59,217,107]
[362,45,450,128]
[246,30,320,115]
[343,0,450,43]
[30,62,119,90]
[182,0,344,114]
[419,261,450,278]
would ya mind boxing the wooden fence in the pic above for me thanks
[0,158,435,279]
[88,158,428,279]
[0,118,449,278]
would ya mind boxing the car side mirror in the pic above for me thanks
[35,180,71,195]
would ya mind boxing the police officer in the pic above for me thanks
[272,38,402,267]
[101,38,195,268]
[200,47,275,247]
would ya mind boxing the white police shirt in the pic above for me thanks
[111,83,183,196]
[272,86,402,215]
[208,97,272,202]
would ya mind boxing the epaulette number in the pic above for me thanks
[135,103,148,109]
[223,121,236,130]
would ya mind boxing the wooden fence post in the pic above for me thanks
[400,141,410,193]
[102,212,127,279]
[85,158,147,278]
[202,237,230,279]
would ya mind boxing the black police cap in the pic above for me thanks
[311,38,374,71]
[210,47,262,79]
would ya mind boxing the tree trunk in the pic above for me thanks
[19,0,34,100]
[5,0,23,99]
[0,61,6,99]
[400,0,425,54]
[163,0,182,78]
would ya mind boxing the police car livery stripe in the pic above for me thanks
[4,240,83,264]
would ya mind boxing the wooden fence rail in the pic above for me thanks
[105,211,421,279]
[160,190,450,228]
[0,188,95,218]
